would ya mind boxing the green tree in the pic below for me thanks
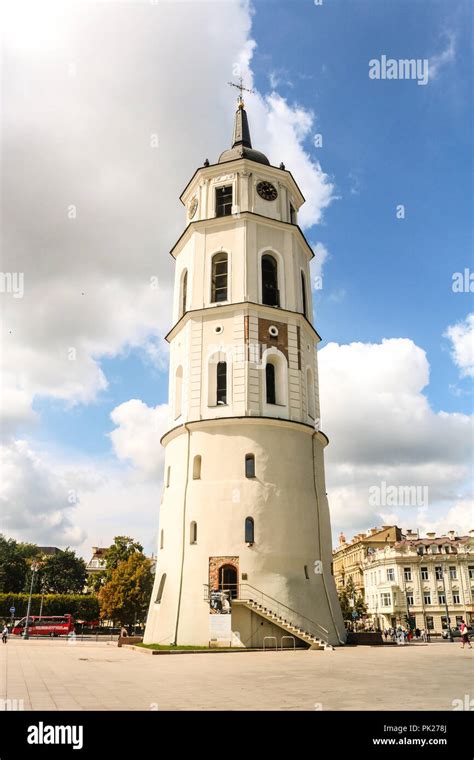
[41,549,87,594]
[98,553,153,628]
[0,535,40,593]
[104,536,144,577]
[338,576,367,621]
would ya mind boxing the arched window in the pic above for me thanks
[216,361,227,405]
[245,454,255,478]
[245,517,255,544]
[301,271,308,317]
[261,254,279,306]
[155,573,166,604]
[174,366,183,419]
[160,530,164,550]
[265,363,276,404]
[193,455,201,480]
[190,521,197,544]
[180,269,188,317]
[211,253,228,303]
[306,367,315,418]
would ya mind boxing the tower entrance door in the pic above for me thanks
[219,564,238,600]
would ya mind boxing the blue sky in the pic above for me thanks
[2,0,472,554]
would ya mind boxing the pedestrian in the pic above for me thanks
[415,627,420,640]
[459,619,472,650]
[2,625,8,644]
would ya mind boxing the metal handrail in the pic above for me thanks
[203,582,330,644]
[237,583,329,641]
[281,635,296,650]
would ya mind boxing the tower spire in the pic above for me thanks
[219,79,269,166]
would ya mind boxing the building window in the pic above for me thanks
[441,616,449,630]
[438,592,446,604]
[192,455,201,480]
[404,567,412,581]
[289,203,296,224]
[386,568,395,582]
[452,592,460,604]
[261,254,279,306]
[215,185,232,217]
[423,593,431,605]
[430,544,439,554]
[180,269,188,317]
[406,593,414,606]
[435,566,443,581]
[265,363,276,404]
[245,517,255,544]
[421,566,429,581]
[166,466,171,488]
[304,565,310,580]
[245,454,255,478]
[426,616,434,630]
[381,593,391,607]
[468,566,474,580]
[155,573,166,604]
[174,366,183,419]
[160,530,164,550]
[301,271,308,317]
[449,566,457,580]
[216,361,227,405]
[211,252,228,302]
[190,521,197,544]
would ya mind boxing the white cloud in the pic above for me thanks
[310,242,330,286]
[0,440,90,546]
[1,0,334,439]
[109,399,169,478]
[444,313,474,378]
[318,338,473,539]
[429,31,456,81]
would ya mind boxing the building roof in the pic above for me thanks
[218,100,270,166]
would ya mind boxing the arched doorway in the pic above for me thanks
[219,564,238,600]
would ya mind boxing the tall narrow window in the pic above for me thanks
[180,269,188,317]
[215,185,233,217]
[245,454,255,478]
[216,361,227,405]
[174,366,183,419]
[289,203,296,224]
[301,271,307,317]
[211,253,228,302]
[261,254,279,306]
[245,517,255,544]
[193,455,201,480]
[160,530,164,550]
[166,466,171,488]
[265,363,276,404]
[190,521,197,544]
[155,573,166,604]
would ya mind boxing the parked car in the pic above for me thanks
[441,627,473,639]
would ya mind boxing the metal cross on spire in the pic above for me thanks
[227,76,254,107]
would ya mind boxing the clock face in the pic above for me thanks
[188,196,198,219]
[256,180,278,201]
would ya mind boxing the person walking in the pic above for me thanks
[2,625,8,644]
[459,619,472,650]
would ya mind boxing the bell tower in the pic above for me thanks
[144,94,346,648]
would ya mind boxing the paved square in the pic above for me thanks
[0,639,472,711]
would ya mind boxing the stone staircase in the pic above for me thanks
[232,598,334,651]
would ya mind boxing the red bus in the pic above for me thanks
[12,615,75,637]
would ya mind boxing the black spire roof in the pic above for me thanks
[218,101,270,166]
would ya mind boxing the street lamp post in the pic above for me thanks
[23,562,39,640]
[441,565,454,643]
